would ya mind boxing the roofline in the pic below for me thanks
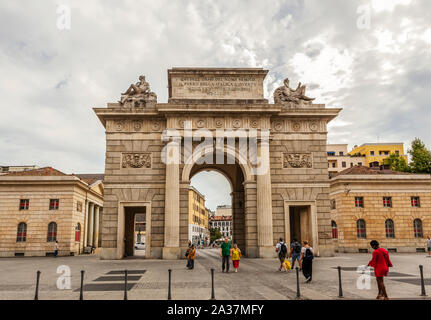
[354,143,404,148]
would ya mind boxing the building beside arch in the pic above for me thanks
[94,67,342,259]
[0,167,104,257]
[330,165,431,253]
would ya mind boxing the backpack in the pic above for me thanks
[292,242,301,254]
[279,243,287,256]
[303,248,314,262]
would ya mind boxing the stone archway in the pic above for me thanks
[94,67,341,260]
[184,153,248,256]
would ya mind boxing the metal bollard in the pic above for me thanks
[34,270,41,300]
[210,268,216,300]
[419,265,427,296]
[79,270,85,300]
[168,269,172,300]
[124,270,128,300]
[337,266,343,298]
[296,267,301,298]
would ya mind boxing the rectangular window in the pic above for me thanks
[411,197,420,208]
[370,151,374,155]
[358,162,362,166]
[355,197,364,208]
[350,163,353,167]
[339,152,344,156]
[342,162,346,168]
[332,163,336,168]
[383,197,392,208]
[327,152,335,156]
[330,199,336,210]
[395,150,400,155]
[49,199,59,210]
[19,199,29,210]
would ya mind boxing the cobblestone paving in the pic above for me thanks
[0,249,430,300]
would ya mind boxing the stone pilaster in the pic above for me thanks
[256,138,274,258]
[83,201,90,249]
[94,205,100,248]
[163,136,181,259]
[87,202,94,247]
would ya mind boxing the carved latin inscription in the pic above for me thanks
[122,153,151,168]
[283,153,312,168]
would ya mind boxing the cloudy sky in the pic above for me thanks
[1,0,430,210]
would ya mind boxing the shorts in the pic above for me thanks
[291,253,301,261]
[428,247,431,252]
[279,254,286,263]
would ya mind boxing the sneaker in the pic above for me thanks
[306,277,311,283]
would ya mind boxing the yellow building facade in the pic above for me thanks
[188,186,210,244]
[349,143,407,166]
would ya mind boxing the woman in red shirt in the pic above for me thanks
[368,240,393,300]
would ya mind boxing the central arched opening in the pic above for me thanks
[185,158,247,255]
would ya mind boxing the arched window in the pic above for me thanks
[331,220,338,239]
[414,219,423,238]
[385,219,395,238]
[47,222,57,242]
[16,222,27,242]
[357,219,366,239]
[75,223,81,242]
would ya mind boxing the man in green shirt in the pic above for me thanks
[220,237,232,273]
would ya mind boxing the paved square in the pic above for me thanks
[0,249,430,300]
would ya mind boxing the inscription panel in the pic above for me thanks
[169,69,267,100]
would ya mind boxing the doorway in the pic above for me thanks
[124,206,147,258]
[289,206,311,244]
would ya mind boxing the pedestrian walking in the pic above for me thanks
[54,241,59,258]
[289,238,302,270]
[275,238,288,272]
[300,240,314,283]
[427,236,431,257]
[231,244,242,272]
[186,240,192,268]
[368,240,393,300]
[187,244,196,269]
[220,237,231,273]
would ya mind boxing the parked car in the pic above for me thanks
[134,242,146,250]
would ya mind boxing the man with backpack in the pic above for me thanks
[289,238,302,270]
[275,238,288,272]
[300,240,314,283]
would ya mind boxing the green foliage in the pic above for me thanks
[408,138,431,174]
[209,228,223,243]
[384,153,409,172]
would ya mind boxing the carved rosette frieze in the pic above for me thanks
[283,153,312,168]
[122,153,151,168]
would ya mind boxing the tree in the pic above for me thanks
[210,228,223,243]
[384,153,409,172]
[408,138,431,174]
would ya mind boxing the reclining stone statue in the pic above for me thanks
[274,78,315,106]
[119,75,157,107]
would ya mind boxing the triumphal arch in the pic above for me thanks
[94,68,341,259]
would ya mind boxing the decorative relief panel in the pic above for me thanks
[133,120,142,131]
[250,118,259,128]
[283,153,312,168]
[232,119,242,129]
[122,153,151,168]
[151,121,161,131]
[214,118,224,128]
[115,121,125,131]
